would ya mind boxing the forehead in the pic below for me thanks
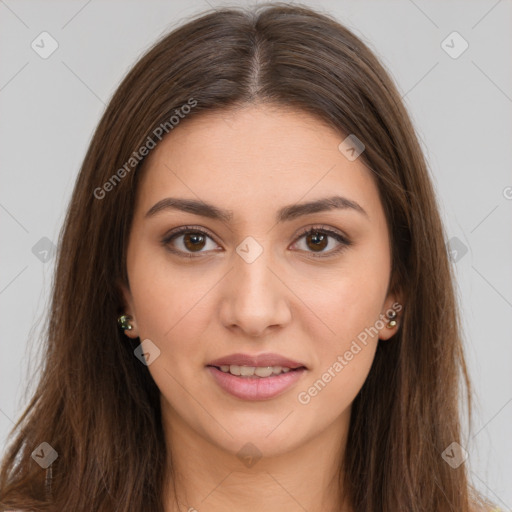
[136,105,382,225]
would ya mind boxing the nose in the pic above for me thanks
[218,243,292,338]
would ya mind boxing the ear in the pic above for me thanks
[117,279,140,339]
[378,292,404,341]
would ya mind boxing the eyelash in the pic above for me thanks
[161,225,352,259]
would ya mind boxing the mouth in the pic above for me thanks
[207,364,306,377]
[206,364,307,400]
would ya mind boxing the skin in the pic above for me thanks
[120,103,401,512]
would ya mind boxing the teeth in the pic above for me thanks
[217,365,295,377]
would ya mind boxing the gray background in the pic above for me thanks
[1,0,511,507]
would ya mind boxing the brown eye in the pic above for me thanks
[292,226,352,258]
[304,231,329,252]
[182,232,207,252]
[162,227,219,257]
[162,225,351,259]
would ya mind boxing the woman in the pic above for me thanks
[0,3,495,511]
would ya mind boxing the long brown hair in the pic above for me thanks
[0,3,489,511]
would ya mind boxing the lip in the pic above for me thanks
[206,366,307,400]
[207,352,307,369]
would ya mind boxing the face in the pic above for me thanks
[120,104,400,459]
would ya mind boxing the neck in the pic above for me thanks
[161,404,352,512]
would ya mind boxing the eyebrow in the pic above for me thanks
[145,195,368,223]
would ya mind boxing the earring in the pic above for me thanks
[386,310,398,328]
[118,314,133,331]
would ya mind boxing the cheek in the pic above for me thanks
[296,259,389,350]
[293,252,387,411]
[296,275,384,418]
[128,261,214,413]
[127,250,221,368]
[295,340,377,433]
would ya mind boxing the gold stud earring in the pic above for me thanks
[117,314,133,331]
[386,310,398,328]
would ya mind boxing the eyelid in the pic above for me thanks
[293,224,351,245]
[161,224,352,258]
[161,224,221,258]
[290,224,352,258]
[162,224,219,244]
